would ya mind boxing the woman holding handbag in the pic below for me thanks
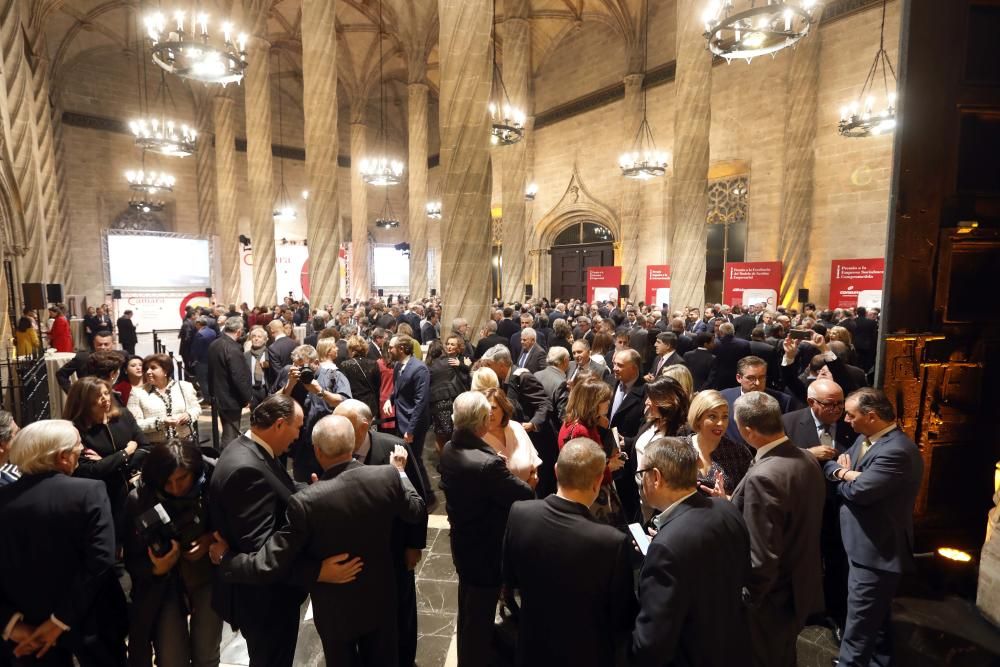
[127,353,201,447]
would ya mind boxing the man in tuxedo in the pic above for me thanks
[731,392,825,667]
[211,414,425,667]
[515,327,546,374]
[712,323,752,390]
[265,320,297,391]
[631,437,751,667]
[682,333,717,391]
[823,389,923,667]
[56,330,114,393]
[644,331,685,382]
[208,317,254,449]
[720,356,800,449]
[503,438,637,666]
[115,310,138,355]
[610,348,647,521]
[473,320,509,360]
[384,334,434,499]
[209,394,306,667]
[568,339,614,386]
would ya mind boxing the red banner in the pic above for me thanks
[645,265,672,308]
[586,266,622,304]
[723,261,782,308]
[829,258,885,309]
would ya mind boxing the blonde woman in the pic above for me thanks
[686,390,753,499]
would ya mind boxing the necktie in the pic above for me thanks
[857,437,873,468]
[818,424,833,448]
[610,384,626,419]
[519,351,528,368]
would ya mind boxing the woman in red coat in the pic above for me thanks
[47,305,73,352]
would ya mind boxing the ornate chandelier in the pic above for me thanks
[374,193,400,229]
[125,149,175,194]
[360,0,403,187]
[702,0,819,63]
[488,9,525,146]
[145,10,247,85]
[838,0,897,138]
[426,201,442,219]
[129,195,167,213]
[130,117,197,157]
[619,0,667,180]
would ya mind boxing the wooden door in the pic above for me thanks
[549,243,615,300]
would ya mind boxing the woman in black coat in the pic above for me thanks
[340,334,383,422]
[428,336,472,452]
[65,375,149,545]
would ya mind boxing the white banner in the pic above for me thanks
[118,291,211,333]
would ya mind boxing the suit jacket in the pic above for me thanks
[533,366,569,423]
[567,358,614,387]
[630,493,751,667]
[420,321,438,345]
[403,312,423,342]
[221,460,424,642]
[474,334,510,360]
[266,336,297,391]
[438,429,534,586]
[116,317,138,346]
[733,314,757,340]
[503,496,636,667]
[647,351,684,377]
[56,349,93,393]
[515,344,546,374]
[731,440,825,625]
[683,348,717,391]
[782,407,856,454]
[609,377,647,438]
[503,368,551,433]
[674,333,695,358]
[853,317,878,353]
[509,330,547,360]
[209,435,306,627]
[822,428,923,573]
[366,339,383,361]
[496,318,519,341]
[712,336,752,389]
[720,387,801,449]
[207,335,254,414]
[391,357,430,438]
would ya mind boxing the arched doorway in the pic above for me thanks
[549,221,615,300]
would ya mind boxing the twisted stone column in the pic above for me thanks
[438,0,493,329]
[243,35,277,306]
[193,90,217,239]
[213,94,241,307]
[408,82,429,300]
[50,97,73,287]
[620,73,644,297]
[500,11,531,302]
[30,56,61,287]
[350,121,370,302]
[302,0,343,309]
[779,24,822,306]
[669,0,712,310]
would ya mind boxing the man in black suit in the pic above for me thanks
[631,437,751,666]
[211,414,425,667]
[208,317,254,449]
[730,392,825,667]
[208,394,307,667]
[367,327,388,361]
[732,304,757,340]
[823,389,923,667]
[0,420,128,666]
[712,322,752,390]
[509,312,547,359]
[473,320,509,360]
[333,400,429,667]
[749,326,781,390]
[503,438,636,666]
[720,356,801,449]
[265,320,297,391]
[610,348,647,521]
[668,318,695,357]
[644,331,685,381]
[514,327,546,374]
[496,307,519,340]
[116,310,138,355]
[852,307,878,371]
[682,333,717,391]
[419,310,439,345]
[56,330,114,393]
[534,346,570,425]
[384,334,434,498]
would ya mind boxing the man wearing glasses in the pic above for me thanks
[719,356,800,449]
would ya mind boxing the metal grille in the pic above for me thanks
[706,175,750,225]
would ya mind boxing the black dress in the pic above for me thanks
[428,355,471,439]
[339,356,382,421]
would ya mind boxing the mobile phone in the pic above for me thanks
[789,329,812,341]
[628,523,651,556]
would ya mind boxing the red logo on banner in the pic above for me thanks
[586,266,622,304]
[179,291,210,320]
[723,262,782,307]
[829,258,884,309]
[300,259,310,299]
[645,265,671,308]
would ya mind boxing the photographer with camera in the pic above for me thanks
[124,439,221,667]
[277,344,352,482]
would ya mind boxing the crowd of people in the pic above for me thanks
[0,292,922,667]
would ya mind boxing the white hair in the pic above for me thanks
[311,415,356,458]
[546,346,570,365]
[9,420,79,474]
[471,367,500,392]
[333,398,373,424]
[520,327,537,340]
[481,345,512,365]
[452,391,491,433]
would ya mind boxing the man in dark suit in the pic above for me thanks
[823,388,923,667]
[568,339,614,386]
[0,420,127,666]
[631,437,751,666]
[208,394,307,667]
[731,392,825,667]
[644,331,685,381]
[367,327,387,361]
[385,334,433,498]
[668,319,695,357]
[503,438,636,666]
[534,346,570,425]
[419,310,439,345]
[116,311,138,355]
[265,320,297,391]
[720,356,800,449]
[712,322,752,389]
[610,348,647,521]
[473,320,509,360]
[211,414,425,667]
[514,327,546,374]
[732,305,757,340]
[496,307,519,340]
[852,307,878,371]
[56,330,114,392]
[682,333,717,391]
[208,317,254,449]
[749,326,781,390]
[509,313,547,359]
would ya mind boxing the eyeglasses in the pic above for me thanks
[812,399,845,409]
[637,467,656,476]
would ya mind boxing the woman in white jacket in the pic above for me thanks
[128,353,201,445]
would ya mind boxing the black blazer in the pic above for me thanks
[340,356,382,420]
[733,314,757,340]
[712,336,752,389]
[504,369,551,433]
[496,318,519,341]
[630,493,751,667]
[720,387,801,449]
[438,429,534,586]
[503,496,636,667]
[207,335,253,414]
[420,321,438,345]
[474,334,511,360]
[782,407,856,454]
[209,435,306,628]
[366,339,383,361]
[220,460,424,642]
[57,350,94,393]
[266,336,297,391]
[609,377,647,438]
[683,348,717,391]
[116,317,138,346]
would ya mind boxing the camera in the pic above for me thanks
[298,367,315,385]
[135,502,204,557]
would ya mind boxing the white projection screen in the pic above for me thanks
[107,234,211,289]
[373,245,410,290]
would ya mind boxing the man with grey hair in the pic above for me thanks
[474,319,509,360]
[730,391,825,667]
[516,327,546,374]
[503,438,636,666]
[451,318,474,358]
[439,391,534,665]
[208,315,254,448]
[211,414,424,667]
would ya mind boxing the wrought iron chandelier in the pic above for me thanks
[145,8,247,85]
[838,0,897,138]
[125,156,176,194]
[130,52,197,158]
[272,52,296,223]
[619,0,667,180]
[488,3,525,146]
[702,0,819,63]
[426,201,442,219]
[129,195,167,213]
[375,193,400,229]
[360,0,404,187]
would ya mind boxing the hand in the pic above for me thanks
[382,399,393,416]
[304,380,323,395]
[402,432,413,444]
[527,468,539,490]
[125,440,139,457]
[13,619,64,659]
[607,451,625,472]
[148,540,180,575]
[209,531,230,565]
[521,421,536,433]
[808,445,837,461]
[285,366,301,389]
[699,471,729,499]
[837,452,852,469]
[404,548,422,571]
[643,373,655,383]
[184,533,213,562]
[310,473,320,484]
[389,444,408,472]
[260,358,269,368]
[447,357,460,367]
[174,413,191,426]
[317,553,364,584]
[83,448,102,461]
[9,621,35,644]
[812,332,828,353]
[782,335,798,360]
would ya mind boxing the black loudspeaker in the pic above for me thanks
[797,288,809,303]
[378,289,384,297]
[22,283,45,309]
[619,284,630,299]
[430,288,437,297]
[46,283,64,304]
[112,289,122,300]
[525,284,533,297]
[205,287,213,298]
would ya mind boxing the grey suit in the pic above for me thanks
[568,358,614,386]
[533,366,569,422]
[515,344,546,374]
[731,440,826,667]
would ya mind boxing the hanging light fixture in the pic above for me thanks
[129,194,167,213]
[360,0,404,186]
[488,2,525,146]
[375,192,400,229]
[524,183,538,200]
[145,7,247,85]
[426,201,442,219]
[702,0,820,63]
[838,0,897,138]
[271,51,296,223]
[130,61,197,158]
[619,0,668,180]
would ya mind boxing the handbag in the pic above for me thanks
[178,381,200,447]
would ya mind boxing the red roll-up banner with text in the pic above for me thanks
[586,266,622,304]
[829,258,885,309]
[646,265,672,308]
[723,261,782,308]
